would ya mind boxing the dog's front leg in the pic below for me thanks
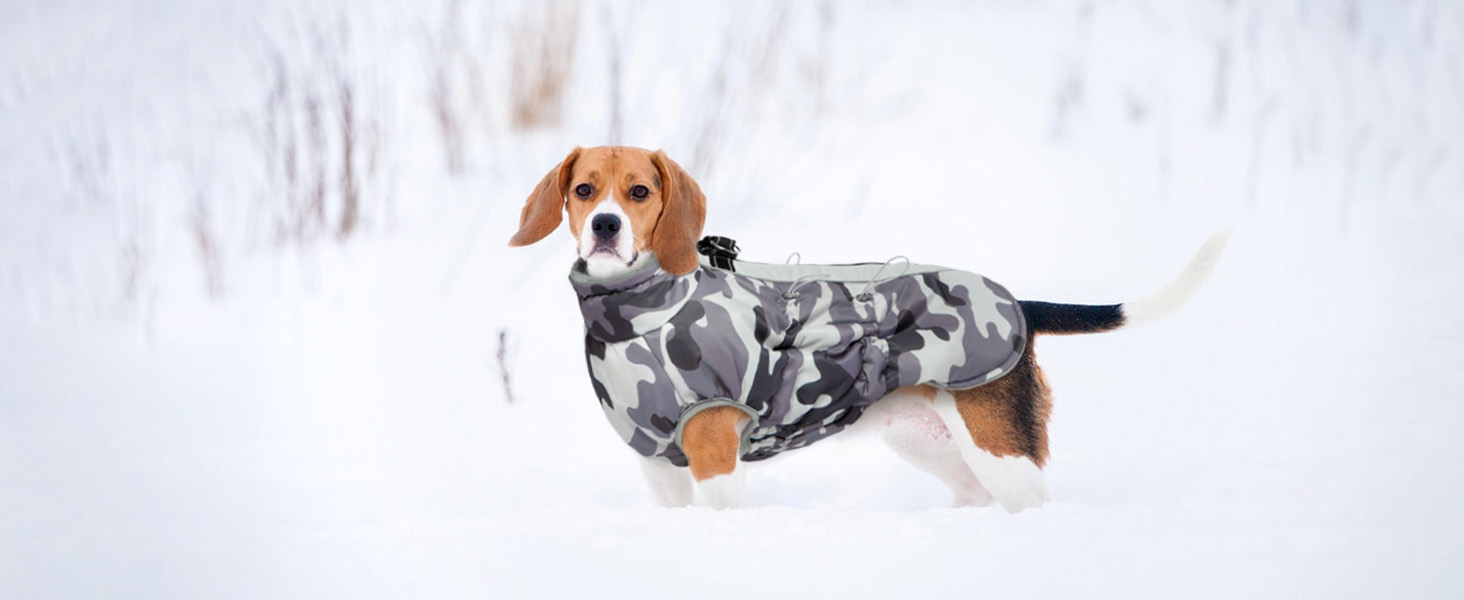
[639,456,693,507]
[681,405,750,509]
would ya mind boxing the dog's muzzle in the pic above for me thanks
[591,214,621,242]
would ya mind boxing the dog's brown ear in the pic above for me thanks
[650,150,706,275]
[509,147,581,247]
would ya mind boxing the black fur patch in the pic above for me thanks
[1019,301,1125,335]
[1007,346,1044,459]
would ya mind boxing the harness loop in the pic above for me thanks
[697,236,740,271]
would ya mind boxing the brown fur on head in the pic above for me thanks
[648,150,706,275]
[508,147,580,247]
[508,146,707,276]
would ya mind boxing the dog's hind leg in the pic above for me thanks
[927,347,1054,513]
[867,386,995,507]
[930,387,1049,513]
[639,455,693,507]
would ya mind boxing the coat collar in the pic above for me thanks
[569,254,699,342]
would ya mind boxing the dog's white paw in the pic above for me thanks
[640,456,693,507]
[952,483,997,508]
[969,454,1049,513]
[698,472,747,509]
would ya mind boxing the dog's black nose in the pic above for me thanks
[591,214,621,241]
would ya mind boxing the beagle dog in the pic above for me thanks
[509,146,1226,511]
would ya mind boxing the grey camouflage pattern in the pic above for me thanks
[572,254,1027,466]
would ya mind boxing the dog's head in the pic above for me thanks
[509,146,706,279]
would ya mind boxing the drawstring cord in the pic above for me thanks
[780,252,818,300]
[854,256,909,301]
[702,238,910,302]
[782,273,829,300]
[781,255,911,301]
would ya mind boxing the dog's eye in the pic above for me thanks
[630,184,649,200]
[574,183,594,199]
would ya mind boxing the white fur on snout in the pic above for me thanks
[579,195,641,279]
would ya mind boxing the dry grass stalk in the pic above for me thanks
[189,188,224,299]
[254,15,386,247]
[495,328,516,405]
[508,0,581,131]
[423,0,481,175]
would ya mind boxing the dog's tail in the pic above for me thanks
[1019,231,1230,335]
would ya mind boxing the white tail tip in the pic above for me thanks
[1122,230,1231,327]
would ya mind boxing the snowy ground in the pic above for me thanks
[3,1,1463,598]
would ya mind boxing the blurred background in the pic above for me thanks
[2,1,1462,598]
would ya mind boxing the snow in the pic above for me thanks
[3,0,1463,598]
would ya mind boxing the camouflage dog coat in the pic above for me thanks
[571,243,1028,466]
